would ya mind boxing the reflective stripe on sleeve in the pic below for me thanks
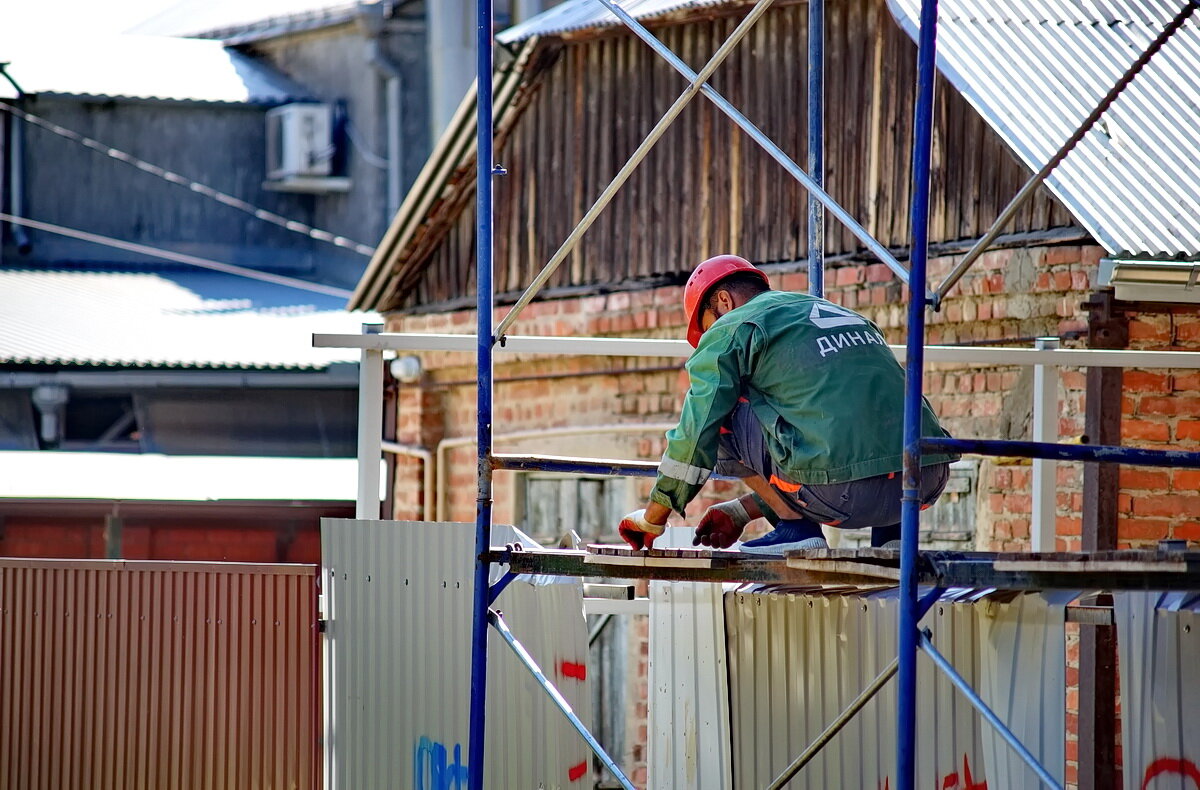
[658,454,712,485]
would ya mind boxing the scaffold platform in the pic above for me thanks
[486,545,1200,592]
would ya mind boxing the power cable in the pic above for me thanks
[0,212,354,299]
[0,102,377,257]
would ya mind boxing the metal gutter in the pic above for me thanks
[0,364,359,390]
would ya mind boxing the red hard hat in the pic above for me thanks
[683,255,769,347]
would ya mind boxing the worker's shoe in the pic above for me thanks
[739,520,829,556]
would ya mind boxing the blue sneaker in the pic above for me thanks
[739,520,829,556]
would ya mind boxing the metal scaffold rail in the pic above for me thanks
[415,0,1200,787]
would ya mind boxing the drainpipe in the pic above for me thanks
[369,43,404,222]
[381,441,434,520]
[1,66,32,255]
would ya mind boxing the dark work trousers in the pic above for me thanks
[714,401,951,547]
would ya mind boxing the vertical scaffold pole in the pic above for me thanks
[467,0,495,786]
[807,0,824,297]
[898,0,938,788]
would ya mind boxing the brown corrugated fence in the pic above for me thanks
[0,558,320,790]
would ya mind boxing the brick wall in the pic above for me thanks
[0,503,347,563]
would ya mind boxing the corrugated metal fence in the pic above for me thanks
[1114,591,1200,790]
[0,558,320,790]
[321,519,592,790]
[647,571,1069,789]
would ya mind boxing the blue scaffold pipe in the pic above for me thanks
[491,453,660,477]
[898,0,940,787]
[488,570,518,606]
[808,0,825,298]
[467,0,496,786]
[917,631,1064,789]
[489,611,637,790]
[922,437,1200,469]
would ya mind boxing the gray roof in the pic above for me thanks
[129,0,371,41]
[888,0,1200,259]
[497,0,728,44]
[0,268,374,369]
[0,32,310,104]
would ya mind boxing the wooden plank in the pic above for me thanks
[994,559,1189,573]
[784,558,901,581]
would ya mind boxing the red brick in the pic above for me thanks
[1044,246,1081,265]
[1121,419,1170,442]
[1119,468,1171,490]
[1119,518,1170,541]
[835,266,864,286]
[1178,317,1200,343]
[1175,371,1200,392]
[1173,469,1200,490]
[1124,371,1172,393]
[1053,271,1073,290]
[1131,495,1200,519]
[1128,316,1172,343]
[1171,523,1200,542]
[1178,420,1200,441]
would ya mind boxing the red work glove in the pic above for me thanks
[693,498,752,549]
[618,509,666,550]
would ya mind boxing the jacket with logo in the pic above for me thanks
[650,290,957,515]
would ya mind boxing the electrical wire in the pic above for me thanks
[344,119,390,170]
[0,212,354,299]
[0,102,377,257]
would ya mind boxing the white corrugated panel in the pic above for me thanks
[887,0,1200,258]
[721,587,1067,788]
[1114,591,1200,790]
[0,31,309,103]
[647,527,735,789]
[321,519,592,790]
[498,0,730,44]
[976,591,1070,787]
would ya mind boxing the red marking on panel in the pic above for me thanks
[1142,757,1200,789]
[568,761,588,781]
[561,661,586,681]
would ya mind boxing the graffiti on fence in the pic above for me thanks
[415,736,469,790]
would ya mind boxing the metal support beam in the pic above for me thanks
[807,0,825,297]
[898,0,939,786]
[923,437,1200,469]
[356,330,385,520]
[1079,289,1126,790]
[489,610,636,790]
[467,0,496,785]
[494,0,779,340]
[1032,337,1060,550]
[918,631,1064,789]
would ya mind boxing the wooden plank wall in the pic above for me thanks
[402,0,1074,310]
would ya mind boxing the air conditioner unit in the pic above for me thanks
[266,103,333,180]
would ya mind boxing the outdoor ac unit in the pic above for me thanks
[266,103,333,180]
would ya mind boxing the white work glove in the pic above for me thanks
[693,498,752,549]
[618,508,666,550]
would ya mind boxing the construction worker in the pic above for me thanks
[618,254,958,555]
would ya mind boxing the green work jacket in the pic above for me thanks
[650,290,957,515]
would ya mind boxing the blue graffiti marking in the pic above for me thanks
[414,736,469,790]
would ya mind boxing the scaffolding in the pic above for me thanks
[316,0,1200,787]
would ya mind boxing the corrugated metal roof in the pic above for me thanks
[497,0,731,44]
[0,32,310,104]
[130,0,368,41]
[887,0,1200,258]
[0,268,375,369]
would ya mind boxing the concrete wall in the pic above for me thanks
[246,11,431,242]
[6,96,368,281]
